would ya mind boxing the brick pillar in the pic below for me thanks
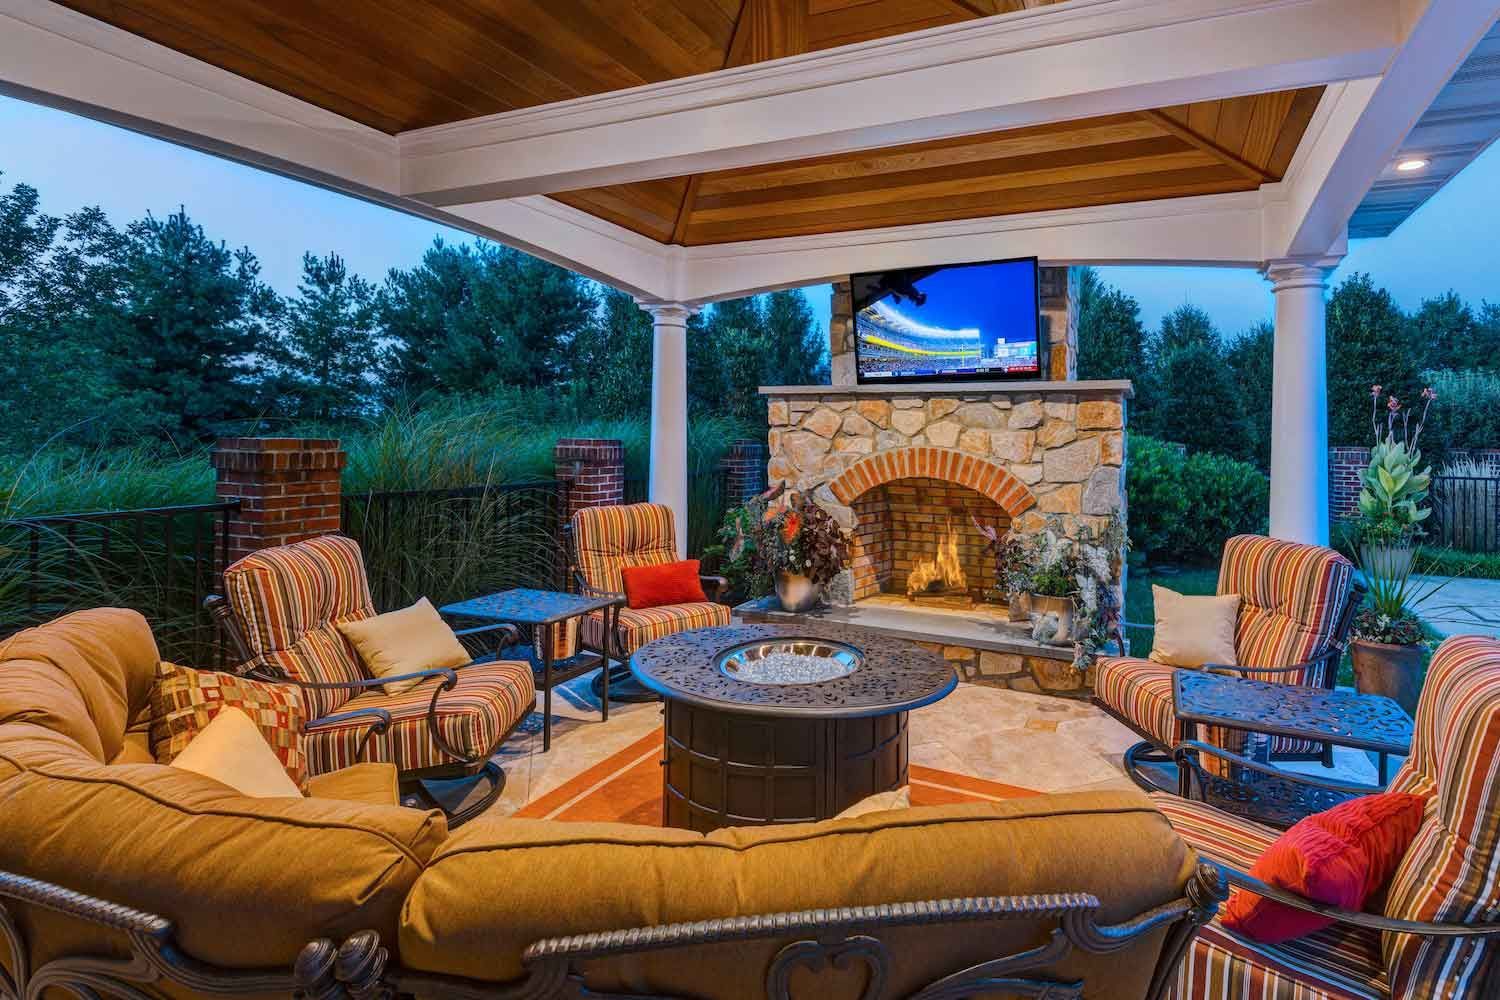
[212,438,345,567]
[1328,446,1371,523]
[721,439,768,506]
[554,438,625,522]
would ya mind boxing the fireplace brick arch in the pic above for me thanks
[828,447,1037,518]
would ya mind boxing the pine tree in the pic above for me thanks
[91,209,277,442]
[761,289,827,386]
[1156,341,1252,460]
[1155,303,1221,357]
[568,287,652,417]
[1076,267,1149,380]
[1409,291,1476,371]
[273,252,379,421]
[1226,321,1274,470]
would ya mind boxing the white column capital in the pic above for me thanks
[1260,256,1341,292]
[637,300,699,325]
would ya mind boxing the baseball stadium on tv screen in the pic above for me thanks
[851,257,1042,384]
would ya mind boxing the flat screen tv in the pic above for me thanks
[851,256,1042,384]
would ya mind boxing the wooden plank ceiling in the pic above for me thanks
[57,0,1322,245]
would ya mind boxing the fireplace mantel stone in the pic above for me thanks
[758,380,1133,398]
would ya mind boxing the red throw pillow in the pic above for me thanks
[1221,792,1425,943]
[621,560,707,610]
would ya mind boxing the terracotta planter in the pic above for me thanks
[775,571,823,613]
[1006,591,1032,623]
[1351,638,1424,717]
[1029,593,1074,643]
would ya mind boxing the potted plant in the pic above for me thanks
[973,519,1034,622]
[1346,385,1439,714]
[762,496,851,613]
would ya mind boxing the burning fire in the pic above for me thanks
[906,516,968,597]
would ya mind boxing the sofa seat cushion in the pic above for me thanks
[306,762,401,806]
[1152,793,1390,1000]
[399,789,1196,999]
[0,752,446,969]
[303,660,535,774]
[580,601,730,657]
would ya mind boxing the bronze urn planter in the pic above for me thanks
[1351,638,1424,717]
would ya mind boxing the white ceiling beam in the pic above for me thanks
[1263,0,1500,259]
[675,193,1270,303]
[399,0,1402,205]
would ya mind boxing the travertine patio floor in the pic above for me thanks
[483,675,1381,819]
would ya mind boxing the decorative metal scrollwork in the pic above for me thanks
[766,935,890,1000]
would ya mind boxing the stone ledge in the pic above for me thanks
[759,380,1132,399]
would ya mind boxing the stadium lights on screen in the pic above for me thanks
[851,257,1042,384]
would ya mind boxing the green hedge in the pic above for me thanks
[1127,434,1269,565]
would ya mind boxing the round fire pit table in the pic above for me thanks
[630,623,956,832]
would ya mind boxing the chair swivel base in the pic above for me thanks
[591,663,658,704]
[1122,741,1181,796]
[404,759,506,827]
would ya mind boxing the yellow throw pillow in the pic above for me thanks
[337,597,471,695]
[1148,586,1241,668]
[169,707,304,798]
[835,785,912,820]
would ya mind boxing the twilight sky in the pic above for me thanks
[2,94,1496,339]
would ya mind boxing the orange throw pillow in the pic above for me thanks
[621,560,706,609]
[1221,792,1426,943]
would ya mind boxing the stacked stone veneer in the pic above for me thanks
[765,387,1127,544]
[827,267,1079,386]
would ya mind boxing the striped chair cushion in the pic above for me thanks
[572,503,679,595]
[301,660,536,775]
[1095,656,1180,747]
[1380,636,1500,1000]
[223,535,375,718]
[580,601,731,658]
[1153,793,1390,1000]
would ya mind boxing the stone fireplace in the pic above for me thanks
[740,272,1131,698]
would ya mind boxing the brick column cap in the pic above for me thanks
[212,437,346,473]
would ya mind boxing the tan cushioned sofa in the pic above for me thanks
[0,608,1223,1000]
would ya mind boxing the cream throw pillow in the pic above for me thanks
[169,707,304,798]
[337,597,471,695]
[1148,586,1240,668]
[835,785,912,820]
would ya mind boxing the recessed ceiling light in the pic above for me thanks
[1396,158,1430,173]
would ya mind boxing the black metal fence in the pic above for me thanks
[0,502,238,665]
[623,468,731,560]
[1430,474,1500,553]
[340,481,566,612]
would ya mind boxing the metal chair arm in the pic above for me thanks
[1174,741,1379,798]
[1210,862,1500,938]
[302,706,392,764]
[451,622,520,646]
[1202,647,1338,681]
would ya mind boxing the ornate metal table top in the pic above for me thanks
[630,623,956,718]
[1173,670,1413,755]
[440,588,621,626]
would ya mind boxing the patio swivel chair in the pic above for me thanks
[566,503,729,701]
[205,534,536,824]
[1151,634,1500,1000]
[1094,534,1362,788]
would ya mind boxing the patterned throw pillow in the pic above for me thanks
[149,661,307,786]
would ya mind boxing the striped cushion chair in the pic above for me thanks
[212,535,536,823]
[1153,635,1500,1000]
[570,503,730,660]
[1095,535,1359,782]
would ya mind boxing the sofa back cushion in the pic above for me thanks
[0,608,159,763]
[223,534,376,717]
[399,790,1196,999]
[0,724,447,970]
[1217,535,1353,682]
[1383,635,1500,999]
[571,503,678,595]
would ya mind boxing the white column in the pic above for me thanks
[1262,260,1338,546]
[641,301,696,558]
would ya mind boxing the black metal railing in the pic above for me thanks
[340,481,566,612]
[1430,474,1500,553]
[623,468,731,559]
[0,502,238,665]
